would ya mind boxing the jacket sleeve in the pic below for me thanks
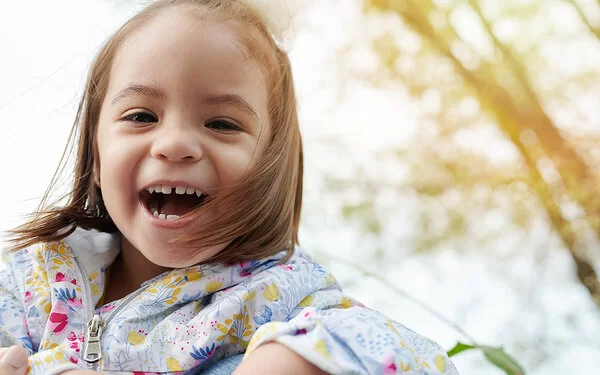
[0,254,85,375]
[244,264,459,375]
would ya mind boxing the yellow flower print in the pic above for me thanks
[31,266,48,284]
[386,320,401,338]
[339,297,352,309]
[299,295,314,307]
[91,283,101,298]
[263,283,279,302]
[217,320,235,341]
[324,274,336,287]
[43,242,74,270]
[398,362,412,371]
[54,351,66,361]
[161,274,183,287]
[42,299,52,314]
[165,287,182,305]
[39,339,50,350]
[166,357,183,371]
[127,330,146,346]
[434,354,446,371]
[216,307,253,348]
[314,340,331,359]
[244,290,256,302]
[185,269,203,282]
[205,279,223,293]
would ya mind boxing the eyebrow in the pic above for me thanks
[111,84,260,122]
[111,84,166,104]
[204,93,260,122]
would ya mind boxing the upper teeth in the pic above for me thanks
[147,185,204,197]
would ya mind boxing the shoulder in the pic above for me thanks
[234,248,342,309]
[248,247,337,285]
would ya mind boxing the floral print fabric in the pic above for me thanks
[0,228,458,374]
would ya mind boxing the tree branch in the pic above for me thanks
[562,0,600,41]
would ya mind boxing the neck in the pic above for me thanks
[103,236,171,304]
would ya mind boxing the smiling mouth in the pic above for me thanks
[140,185,208,220]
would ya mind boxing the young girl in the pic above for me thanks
[0,1,458,374]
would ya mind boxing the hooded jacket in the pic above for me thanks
[0,227,458,374]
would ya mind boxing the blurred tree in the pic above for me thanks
[357,0,600,309]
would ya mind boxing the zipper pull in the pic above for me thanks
[83,314,105,363]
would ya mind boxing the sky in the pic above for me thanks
[1,1,599,374]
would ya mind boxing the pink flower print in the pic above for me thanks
[383,357,397,374]
[49,312,68,333]
[239,261,253,276]
[303,307,316,318]
[68,297,83,309]
[67,331,84,352]
[49,303,69,333]
[240,268,252,277]
[24,291,32,303]
[278,264,293,271]
[100,304,116,314]
[67,331,84,342]
[70,355,79,364]
[56,272,77,285]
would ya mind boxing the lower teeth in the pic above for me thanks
[153,211,180,221]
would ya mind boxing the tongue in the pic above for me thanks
[159,195,203,216]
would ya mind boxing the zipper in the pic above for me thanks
[82,289,145,366]
[82,314,104,364]
[75,256,145,370]
[74,256,97,371]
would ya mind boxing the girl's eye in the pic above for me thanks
[122,112,158,123]
[206,119,243,133]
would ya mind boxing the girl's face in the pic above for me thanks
[96,8,271,268]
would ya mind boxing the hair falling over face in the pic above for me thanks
[8,0,303,265]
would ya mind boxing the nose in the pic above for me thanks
[150,125,203,162]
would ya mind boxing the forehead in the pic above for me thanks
[107,8,268,115]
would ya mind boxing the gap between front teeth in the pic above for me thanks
[147,185,203,197]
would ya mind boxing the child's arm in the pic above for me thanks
[239,256,459,375]
[245,304,458,374]
[233,342,327,375]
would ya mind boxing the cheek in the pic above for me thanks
[96,133,138,198]
[215,143,261,183]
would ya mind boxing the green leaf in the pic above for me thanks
[447,342,526,375]
[481,346,525,375]
[447,342,475,357]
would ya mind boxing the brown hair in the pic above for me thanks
[8,0,303,264]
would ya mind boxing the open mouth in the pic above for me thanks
[140,185,208,220]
